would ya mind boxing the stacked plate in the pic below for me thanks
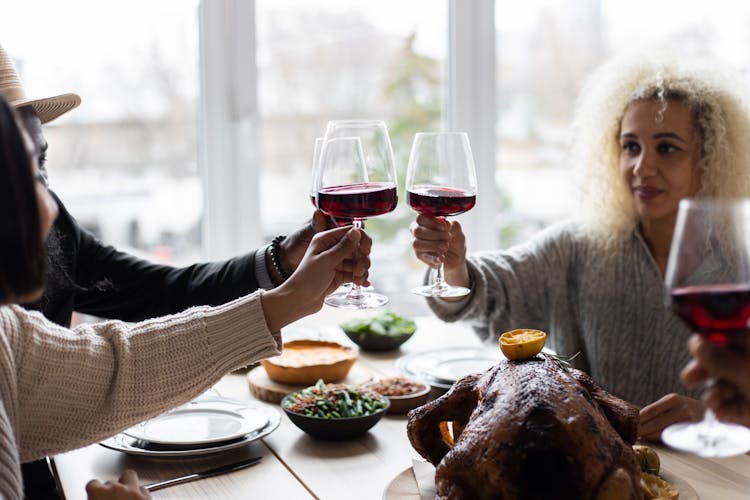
[395,347,503,390]
[100,397,280,457]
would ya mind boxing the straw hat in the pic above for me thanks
[0,44,80,124]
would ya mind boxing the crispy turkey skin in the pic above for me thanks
[407,354,642,500]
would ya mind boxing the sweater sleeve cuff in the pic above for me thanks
[426,259,479,321]
[202,291,281,372]
[254,245,276,290]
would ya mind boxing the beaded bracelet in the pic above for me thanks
[269,234,291,281]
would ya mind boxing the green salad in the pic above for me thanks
[339,311,417,337]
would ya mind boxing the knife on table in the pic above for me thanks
[143,456,262,492]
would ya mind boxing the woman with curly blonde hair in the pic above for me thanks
[574,56,750,240]
[410,55,750,441]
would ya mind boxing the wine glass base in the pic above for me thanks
[411,284,471,298]
[662,420,750,457]
[324,290,389,310]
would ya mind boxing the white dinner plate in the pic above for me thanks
[101,399,280,457]
[123,398,269,446]
[396,347,503,389]
[430,356,500,384]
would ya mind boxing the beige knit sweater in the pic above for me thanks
[0,291,280,500]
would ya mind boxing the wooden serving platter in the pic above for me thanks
[382,465,699,500]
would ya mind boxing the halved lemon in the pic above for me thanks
[499,329,547,360]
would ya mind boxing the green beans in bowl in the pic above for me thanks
[339,311,417,352]
[281,379,389,439]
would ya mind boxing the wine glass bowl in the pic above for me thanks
[317,182,397,220]
[314,121,398,309]
[662,197,750,457]
[311,137,353,227]
[405,132,477,297]
[324,120,396,178]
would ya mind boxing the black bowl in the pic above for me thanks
[342,330,414,352]
[281,394,390,440]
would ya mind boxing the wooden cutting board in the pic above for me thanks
[247,364,375,404]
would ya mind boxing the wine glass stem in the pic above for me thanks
[432,216,448,291]
[698,405,724,449]
[434,263,447,289]
[345,218,365,301]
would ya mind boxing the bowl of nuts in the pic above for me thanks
[362,376,431,414]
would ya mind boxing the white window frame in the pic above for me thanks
[448,0,496,252]
[198,0,497,258]
[199,0,261,260]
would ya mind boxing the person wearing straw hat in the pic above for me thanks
[0,44,366,499]
[0,45,338,324]
[0,90,371,500]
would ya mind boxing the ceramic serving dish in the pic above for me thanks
[281,382,389,439]
[362,376,431,414]
[340,311,417,352]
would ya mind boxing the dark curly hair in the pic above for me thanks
[0,95,45,302]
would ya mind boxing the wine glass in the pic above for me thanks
[310,137,354,228]
[405,132,477,297]
[310,137,358,297]
[662,197,750,457]
[315,130,398,309]
[309,137,324,209]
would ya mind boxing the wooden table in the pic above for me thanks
[52,311,750,499]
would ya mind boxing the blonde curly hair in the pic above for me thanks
[571,55,750,240]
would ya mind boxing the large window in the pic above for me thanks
[2,1,202,264]
[255,0,447,314]
[7,0,750,318]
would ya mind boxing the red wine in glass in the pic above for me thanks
[661,197,750,457]
[405,132,477,298]
[317,182,397,219]
[315,127,397,309]
[664,281,750,456]
[310,194,353,227]
[407,186,476,217]
[670,283,750,346]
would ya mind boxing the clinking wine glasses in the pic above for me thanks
[314,120,398,309]
[405,132,477,297]
[662,197,750,457]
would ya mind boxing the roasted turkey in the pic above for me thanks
[407,354,643,500]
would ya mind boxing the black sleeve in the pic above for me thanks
[44,192,262,323]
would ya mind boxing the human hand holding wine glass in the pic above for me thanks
[682,332,750,427]
[663,197,750,457]
[314,129,397,309]
[406,132,477,297]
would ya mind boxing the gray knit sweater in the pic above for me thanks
[427,220,699,408]
[0,291,280,500]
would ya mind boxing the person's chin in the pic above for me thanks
[636,203,673,223]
